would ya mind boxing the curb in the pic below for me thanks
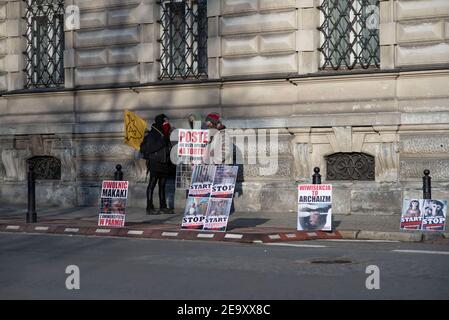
[0,221,445,243]
[0,222,343,244]
[344,230,448,242]
[356,230,423,242]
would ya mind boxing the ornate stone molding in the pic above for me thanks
[399,135,449,155]
[1,149,31,181]
[400,159,449,181]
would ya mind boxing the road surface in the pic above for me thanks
[0,233,448,299]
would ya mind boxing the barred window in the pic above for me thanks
[318,0,380,70]
[27,156,61,180]
[24,0,65,88]
[326,152,375,181]
[158,0,208,80]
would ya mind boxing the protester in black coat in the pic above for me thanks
[142,114,173,214]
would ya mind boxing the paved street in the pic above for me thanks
[0,233,448,300]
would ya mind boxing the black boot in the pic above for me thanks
[158,207,170,214]
[146,202,158,215]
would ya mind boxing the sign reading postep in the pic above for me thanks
[98,180,129,228]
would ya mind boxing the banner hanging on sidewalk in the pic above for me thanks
[203,165,238,232]
[98,180,129,228]
[297,184,332,231]
[401,199,447,231]
[182,165,216,230]
[182,165,238,231]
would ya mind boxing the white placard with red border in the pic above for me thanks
[297,184,332,231]
[98,180,129,228]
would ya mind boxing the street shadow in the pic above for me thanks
[0,206,95,220]
[128,213,183,225]
[227,218,270,228]
[332,216,342,229]
[230,142,244,215]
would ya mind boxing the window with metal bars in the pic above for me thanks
[318,0,380,70]
[24,0,65,88]
[158,0,208,80]
[326,152,375,180]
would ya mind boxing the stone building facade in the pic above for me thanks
[0,0,448,214]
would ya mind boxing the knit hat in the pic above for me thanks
[155,114,167,125]
[205,113,220,125]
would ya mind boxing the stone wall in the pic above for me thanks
[381,0,449,68]
[0,0,22,91]
[66,0,156,87]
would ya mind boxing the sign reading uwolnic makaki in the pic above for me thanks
[177,129,209,164]
[98,180,129,228]
[297,184,332,231]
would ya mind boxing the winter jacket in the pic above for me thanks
[142,124,173,178]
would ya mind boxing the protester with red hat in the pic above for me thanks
[204,112,230,164]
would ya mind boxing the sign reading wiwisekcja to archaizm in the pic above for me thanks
[297,184,332,232]
[98,181,129,228]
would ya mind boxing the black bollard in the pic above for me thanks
[312,167,321,185]
[27,163,37,223]
[114,164,123,181]
[423,169,431,200]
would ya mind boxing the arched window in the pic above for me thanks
[326,152,374,181]
[27,156,61,180]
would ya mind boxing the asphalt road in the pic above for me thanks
[0,233,448,300]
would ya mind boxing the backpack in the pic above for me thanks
[140,130,168,163]
[140,133,152,160]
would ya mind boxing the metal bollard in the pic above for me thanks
[312,167,321,185]
[423,169,431,200]
[27,163,37,223]
[114,164,123,181]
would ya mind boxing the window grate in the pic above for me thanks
[158,0,208,80]
[27,156,61,180]
[23,0,65,89]
[326,152,375,181]
[318,0,380,70]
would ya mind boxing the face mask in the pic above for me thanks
[162,122,171,136]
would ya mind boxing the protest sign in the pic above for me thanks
[203,166,238,232]
[182,165,216,229]
[401,199,447,231]
[182,165,238,231]
[98,180,129,228]
[178,129,209,164]
[400,199,423,230]
[124,110,147,151]
[297,184,332,231]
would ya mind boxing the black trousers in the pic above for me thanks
[146,174,167,209]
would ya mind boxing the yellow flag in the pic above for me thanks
[124,110,148,151]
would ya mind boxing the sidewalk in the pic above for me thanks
[0,205,447,243]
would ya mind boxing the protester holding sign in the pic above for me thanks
[140,114,175,215]
[204,113,232,165]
